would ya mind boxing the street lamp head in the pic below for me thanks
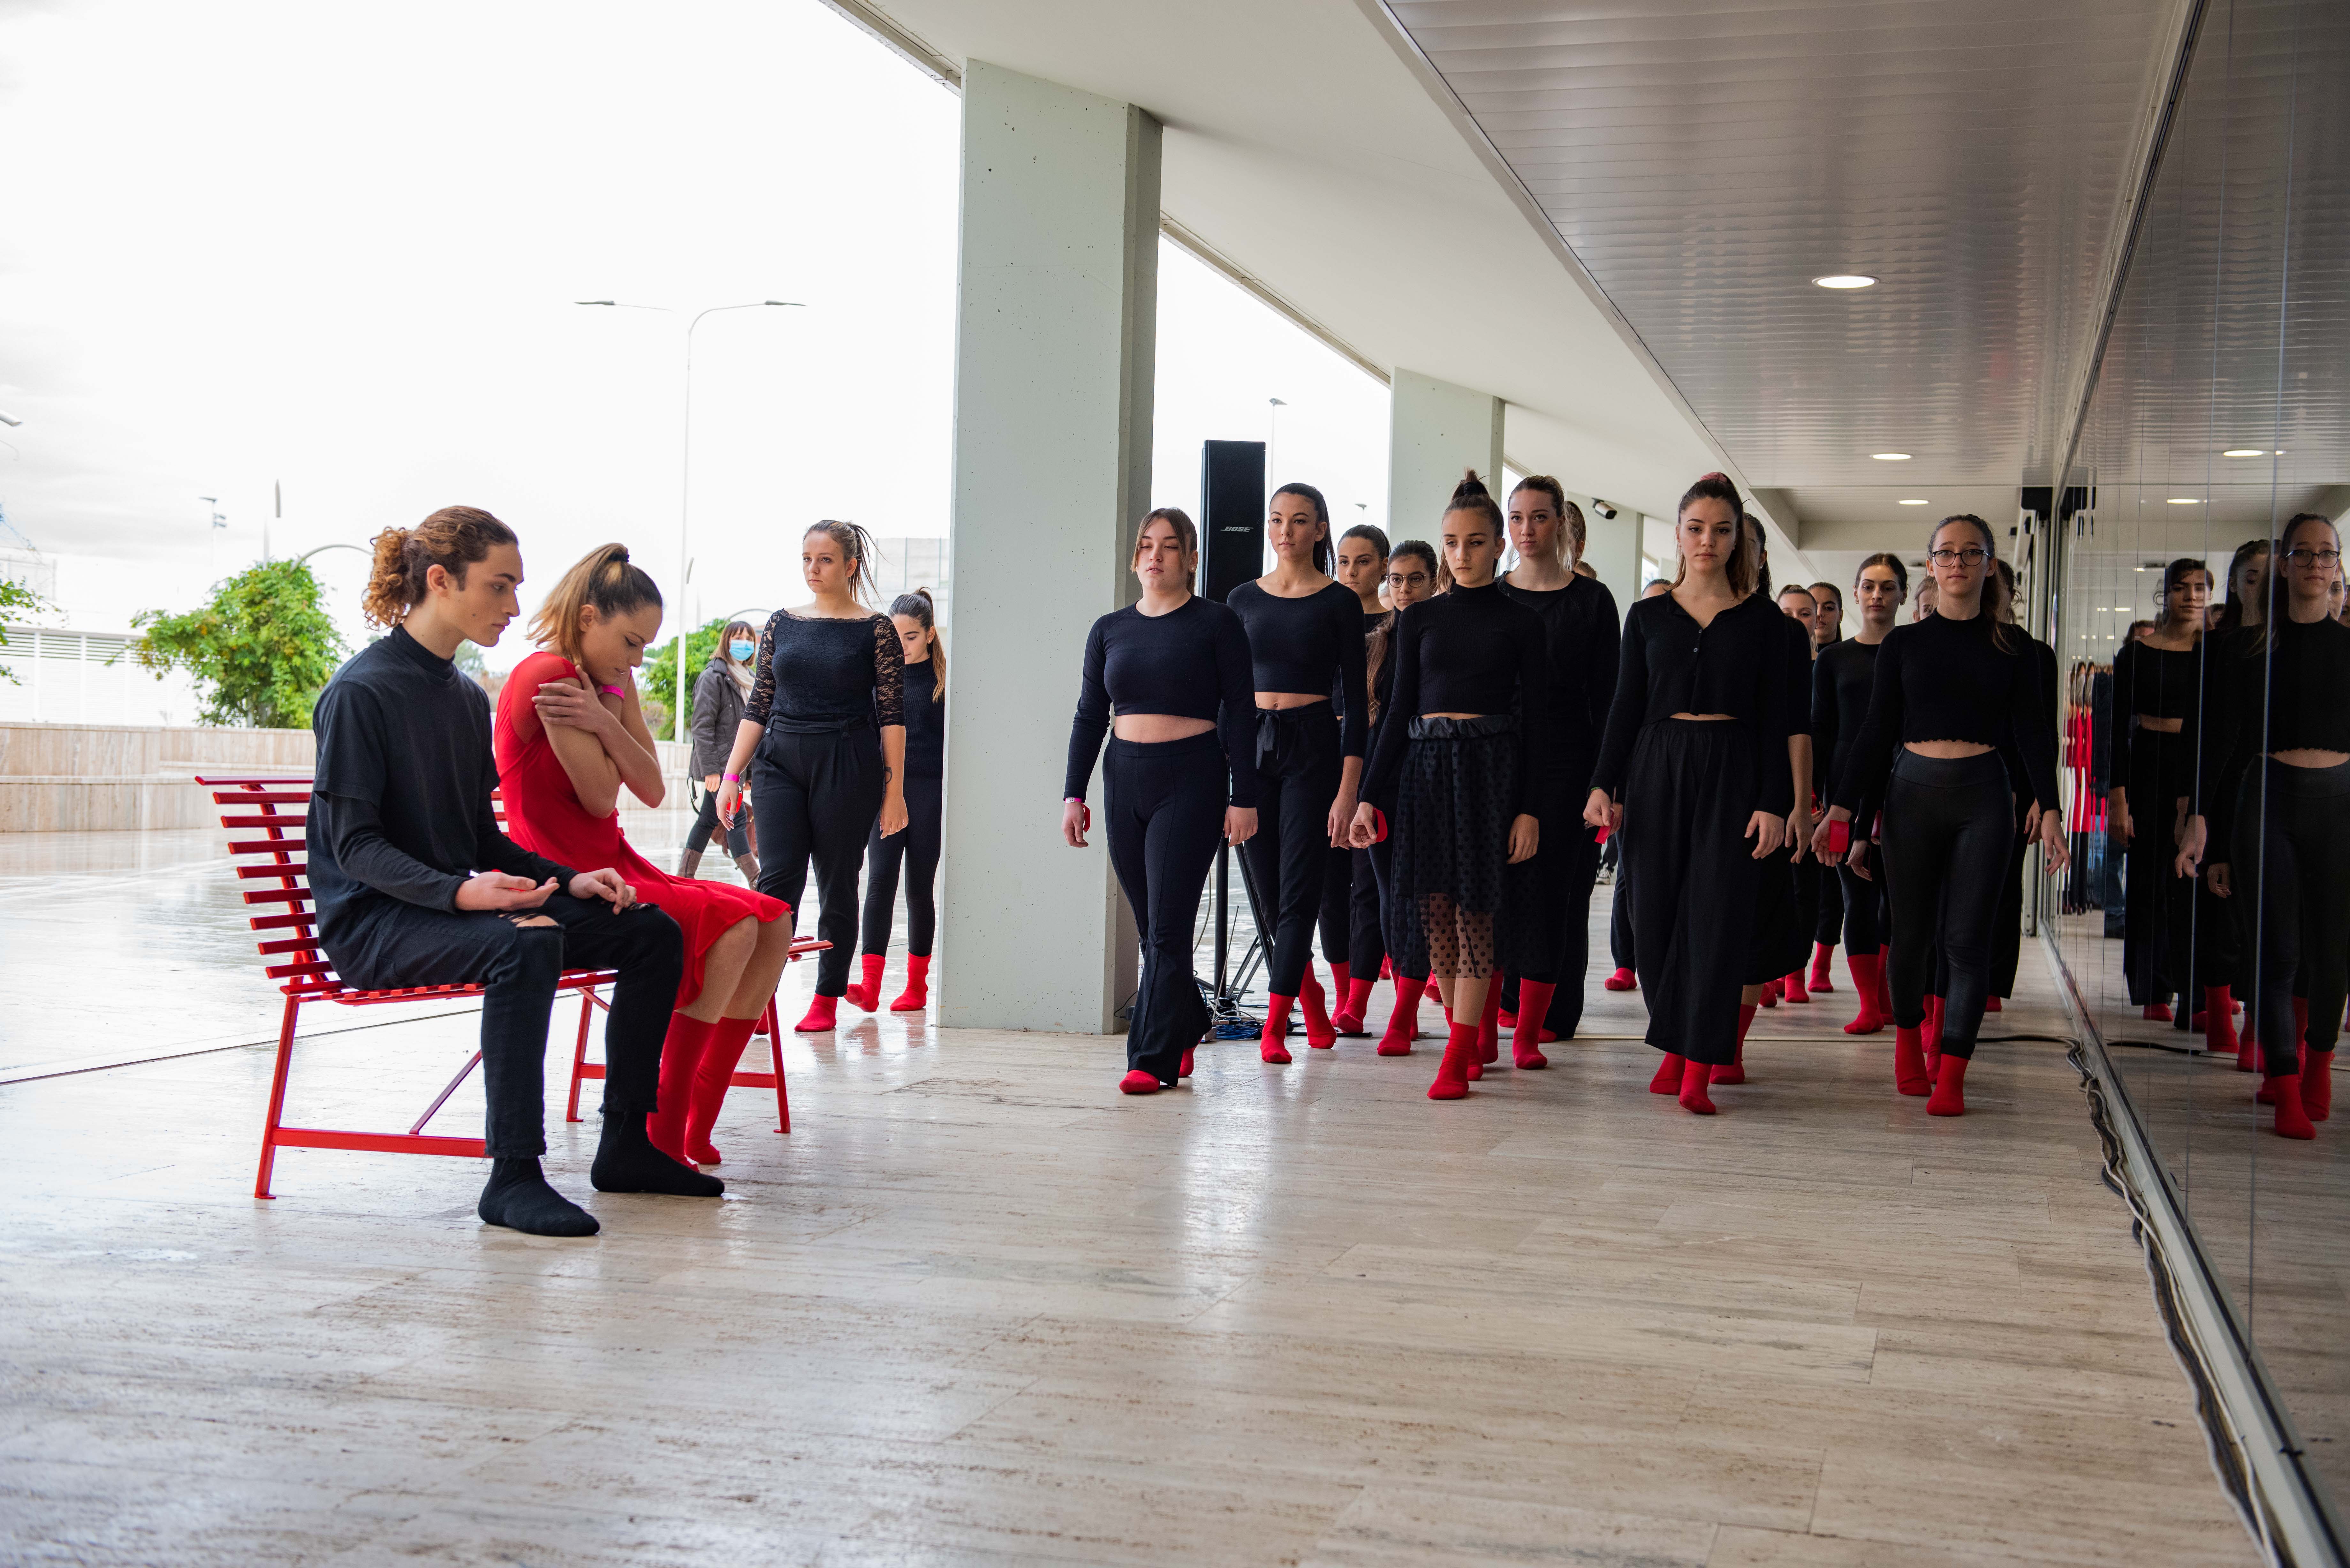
[0,411,20,428]
[763,301,804,308]
[574,300,617,306]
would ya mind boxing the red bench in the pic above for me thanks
[201,777,822,1199]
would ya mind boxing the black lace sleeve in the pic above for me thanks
[743,611,785,728]
[872,614,906,729]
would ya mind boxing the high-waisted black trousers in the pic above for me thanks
[2232,758,2350,1075]
[1104,731,1225,1083]
[751,720,884,997]
[2120,726,2190,1006]
[1620,720,1761,1067]
[1346,842,1387,984]
[860,771,943,957]
[1881,750,2013,1060]
[1242,705,1342,997]
[1815,858,1844,947]
[326,892,684,1158]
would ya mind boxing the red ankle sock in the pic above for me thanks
[845,953,885,1012]
[1649,1052,1684,1094]
[1378,974,1423,1055]
[2302,1051,2333,1122]
[1679,1054,1717,1114]
[2269,1074,2314,1138]
[1261,995,1295,1063]
[2143,1001,2173,1023]
[795,993,839,1033]
[1179,1046,1194,1079]
[1713,1005,1755,1084]
[1893,1024,1930,1096]
[1475,974,1503,1064]
[1603,967,1637,991]
[888,954,930,1011]
[1927,1052,1968,1116]
[1300,959,1326,1011]
[1844,953,1887,1034]
[1985,995,2003,1011]
[685,1014,759,1165]
[647,1012,715,1161]
[1922,994,1945,1055]
[1300,968,1338,1049]
[2202,986,2239,1052]
[1335,977,1376,1035]
[1119,1069,1160,1095]
[1512,980,1555,1069]
[1428,1021,1478,1099]
[1758,979,1778,1009]
[1782,969,1810,1004]
[1329,960,1350,1000]
[1809,942,1836,991]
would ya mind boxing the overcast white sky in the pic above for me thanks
[0,0,1388,667]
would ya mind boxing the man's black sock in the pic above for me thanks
[590,1114,725,1197]
[477,1157,599,1237]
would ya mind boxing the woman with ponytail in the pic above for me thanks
[1351,472,1547,1100]
[1587,474,1792,1115]
[715,521,909,1034]
[845,589,947,1014]
[496,545,794,1169]
[682,619,762,886]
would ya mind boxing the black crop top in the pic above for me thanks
[900,660,944,779]
[1812,637,1882,821]
[746,609,905,731]
[1497,574,1621,795]
[1360,583,1548,817]
[1592,591,1794,815]
[2107,639,2203,793]
[2195,614,2350,860]
[1226,581,1369,758]
[1065,595,1260,806]
[1829,614,2061,815]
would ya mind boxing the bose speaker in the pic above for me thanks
[1198,440,1265,603]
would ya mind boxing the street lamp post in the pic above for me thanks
[576,298,804,748]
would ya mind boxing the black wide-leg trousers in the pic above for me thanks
[752,722,884,997]
[1620,720,1761,1067]
[1881,751,2013,1061]
[1241,705,1342,998]
[1104,732,1226,1083]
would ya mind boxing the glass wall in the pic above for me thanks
[2041,0,2347,1520]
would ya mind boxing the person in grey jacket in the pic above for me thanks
[680,620,760,884]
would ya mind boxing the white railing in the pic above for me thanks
[0,626,199,727]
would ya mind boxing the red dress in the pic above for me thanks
[495,651,785,1007]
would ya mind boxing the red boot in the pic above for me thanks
[2203,986,2239,1054]
[1927,1053,1969,1116]
[888,954,930,1012]
[844,953,886,1012]
[1377,973,1422,1056]
[1893,1025,1930,1097]
[1300,965,1338,1050]
[1809,942,1836,992]
[794,993,839,1033]
[2302,1051,2334,1123]
[1428,1021,1478,1100]
[685,1015,758,1165]
[1843,953,1888,1035]
[1512,981,1555,1069]
[1782,969,1810,1004]
[1333,976,1375,1037]
[646,1012,715,1162]
[1648,1052,1684,1095]
[1603,967,1637,991]
[1260,995,1295,1064]
[1714,1005,1755,1084]
[1475,975,1503,1065]
[1679,1053,1718,1114]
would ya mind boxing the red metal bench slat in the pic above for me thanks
[236,862,309,879]
[207,791,313,806]
[227,838,307,854]
[220,814,309,830]
[242,889,314,906]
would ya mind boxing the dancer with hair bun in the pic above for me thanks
[1587,475,1791,1114]
[1811,554,1905,1035]
[716,521,907,1034]
[846,589,948,1014]
[1817,516,2065,1116]
[1352,473,1546,1099]
[497,545,793,1169]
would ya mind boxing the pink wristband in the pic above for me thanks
[724,772,741,783]
[597,683,625,698]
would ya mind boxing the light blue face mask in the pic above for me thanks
[729,640,755,662]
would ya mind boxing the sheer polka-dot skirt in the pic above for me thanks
[1388,716,1537,981]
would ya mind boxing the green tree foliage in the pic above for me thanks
[0,577,45,685]
[642,614,734,735]
[130,559,348,729]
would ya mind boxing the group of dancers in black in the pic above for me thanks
[1064,472,2350,1139]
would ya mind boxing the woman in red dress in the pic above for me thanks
[495,544,795,1167]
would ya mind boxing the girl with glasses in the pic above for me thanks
[1367,540,1442,1055]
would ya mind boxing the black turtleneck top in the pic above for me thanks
[1593,590,1794,815]
[1360,582,1549,817]
[1829,613,2061,816]
[1227,580,1369,758]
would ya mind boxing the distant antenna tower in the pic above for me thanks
[0,500,34,551]
[201,496,226,531]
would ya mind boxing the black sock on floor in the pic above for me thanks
[590,1113,725,1197]
[478,1157,600,1237]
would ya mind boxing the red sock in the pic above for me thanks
[1758,979,1778,1008]
[1475,975,1503,1064]
[1679,1053,1717,1114]
[1922,994,1944,1055]
[2301,1051,2333,1122]
[1119,1069,1160,1095]
[1603,967,1637,991]
[1893,1024,1930,1096]
[1985,995,2003,1011]
[1844,953,1887,1035]
[2295,996,2310,1055]
[888,954,930,1011]
[845,953,886,1012]
[1809,942,1835,991]
[1876,948,1894,1019]
[795,992,838,1033]
[2238,1027,2262,1073]
[2269,1074,2314,1138]
[1429,1021,1477,1099]
[2143,1001,2173,1023]
[1512,980,1555,1069]
[2203,986,2238,1053]
[646,1012,715,1162]
[1300,959,1326,1012]
[1649,1052,1683,1094]
[1713,1005,1755,1084]
[1380,955,1392,980]
[685,1014,758,1165]
[1329,960,1350,1001]
[1179,1046,1194,1079]
[1927,1052,1969,1116]
[1378,974,1422,1055]
[1261,995,1294,1064]
[1300,967,1338,1049]
[1335,977,1376,1036]
[1782,969,1810,1004]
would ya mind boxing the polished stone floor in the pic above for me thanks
[0,823,2255,1565]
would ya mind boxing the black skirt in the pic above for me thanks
[1389,715,1534,979]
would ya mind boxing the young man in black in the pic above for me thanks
[309,505,719,1236]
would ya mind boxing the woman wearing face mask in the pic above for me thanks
[1811,555,1906,1035]
[496,546,793,1168]
[2177,515,2350,1139]
[1816,516,2066,1117]
[1588,476,1791,1114]
[1496,477,1620,1063]
[715,521,908,1035]
[1328,524,1392,1037]
[1226,483,1368,1062]
[1351,474,1546,1100]
[1065,509,1259,1094]
[1366,539,1441,1054]
[682,620,763,887]
[845,589,948,1015]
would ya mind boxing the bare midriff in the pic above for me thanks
[1670,712,1736,721]
[2137,716,2184,734]
[1906,740,1996,759]
[1256,692,1329,711]
[1113,714,1216,743]
[2272,748,2350,768]
[1423,711,1485,721]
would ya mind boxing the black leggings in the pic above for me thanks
[1346,842,1387,983]
[1815,859,1844,947]
[1104,732,1225,1083]
[2232,758,2350,1076]
[1316,844,1353,968]
[685,782,751,859]
[750,722,884,997]
[1881,750,2013,1060]
[1241,705,1343,997]
[860,771,943,957]
[2120,727,2190,1006]
[1609,858,1634,972]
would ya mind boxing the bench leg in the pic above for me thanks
[255,996,300,1200]
[565,986,595,1123]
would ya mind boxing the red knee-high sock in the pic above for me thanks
[795,992,838,1033]
[889,954,931,1011]
[1893,1024,1930,1096]
[1713,1004,1755,1084]
[1679,1053,1717,1114]
[1380,955,1392,980]
[1475,974,1503,1065]
[1649,1052,1684,1094]
[1329,960,1350,1002]
[2202,985,2238,1053]
[1335,976,1376,1036]
[2301,1050,2334,1123]
[1844,953,1887,1035]
[685,1014,759,1165]
[1512,980,1555,1069]
[1927,1052,1969,1116]
[1378,974,1423,1055]
[646,1012,716,1161]
[844,953,886,1012]
[1261,995,1295,1064]
[1923,994,1945,1057]
[1429,1020,1478,1100]
[1300,963,1338,1049]
[1810,942,1836,991]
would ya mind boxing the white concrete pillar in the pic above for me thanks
[1388,370,1504,542]
[938,61,1158,1034]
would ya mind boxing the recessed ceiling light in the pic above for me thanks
[1898,498,1928,505]
[1871,452,1912,461]
[2222,448,2285,457]
[2166,497,2202,504]
[1814,274,1878,289]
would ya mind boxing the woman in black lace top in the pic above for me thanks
[716,521,906,1032]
